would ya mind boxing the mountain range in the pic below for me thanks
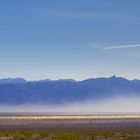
[0,76,140,105]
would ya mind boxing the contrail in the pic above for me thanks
[103,44,140,50]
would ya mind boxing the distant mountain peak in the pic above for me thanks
[57,79,76,82]
[109,75,129,82]
[0,78,26,84]
[110,75,117,78]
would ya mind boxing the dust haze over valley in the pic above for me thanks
[0,96,140,113]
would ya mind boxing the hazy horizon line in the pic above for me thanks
[0,75,139,82]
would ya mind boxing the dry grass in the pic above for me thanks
[0,129,139,140]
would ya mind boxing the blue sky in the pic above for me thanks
[0,0,140,80]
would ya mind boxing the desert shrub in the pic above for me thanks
[0,129,140,140]
[39,131,51,138]
[13,132,28,140]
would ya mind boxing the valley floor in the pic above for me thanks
[0,114,140,139]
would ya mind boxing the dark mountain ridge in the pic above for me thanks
[0,76,140,105]
[0,78,26,84]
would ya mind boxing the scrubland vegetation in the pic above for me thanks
[0,130,139,140]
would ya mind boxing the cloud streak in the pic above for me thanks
[48,10,111,20]
[103,44,140,50]
[38,9,127,21]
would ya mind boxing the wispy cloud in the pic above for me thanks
[38,9,127,21]
[103,44,140,50]
[48,10,111,19]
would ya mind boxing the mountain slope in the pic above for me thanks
[0,78,26,84]
[0,76,140,105]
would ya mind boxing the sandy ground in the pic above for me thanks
[0,114,140,130]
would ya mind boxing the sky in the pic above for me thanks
[0,0,140,80]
